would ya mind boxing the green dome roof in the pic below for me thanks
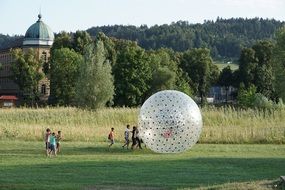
[23,14,54,46]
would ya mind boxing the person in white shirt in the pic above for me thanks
[122,124,130,149]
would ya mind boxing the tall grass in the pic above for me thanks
[201,106,285,143]
[0,106,284,143]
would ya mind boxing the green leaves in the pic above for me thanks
[237,84,257,108]
[237,40,275,101]
[180,48,214,106]
[218,66,233,88]
[49,48,83,106]
[75,41,114,109]
[113,40,151,107]
[11,48,44,105]
[273,27,285,102]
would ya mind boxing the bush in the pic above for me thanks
[238,85,285,110]
[253,93,274,109]
[237,84,256,108]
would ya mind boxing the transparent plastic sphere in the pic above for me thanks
[138,90,203,153]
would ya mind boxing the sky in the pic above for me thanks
[1,0,285,35]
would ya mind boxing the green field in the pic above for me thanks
[214,62,239,71]
[0,141,284,190]
[0,107,285,189]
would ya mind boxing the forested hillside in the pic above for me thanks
[87,18,284,59]
[1,18,284,59]
[0,34,23,50]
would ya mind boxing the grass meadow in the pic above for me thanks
[0,107,285,189]
[0,107,284,144]
[1,141,285,190]
[214,62,239,71]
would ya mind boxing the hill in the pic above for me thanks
[0,34,23,50]
[87,18,284,59]
[1,18,284,59]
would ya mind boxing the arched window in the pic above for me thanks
[42,52,47,63]
[41,84,46,95]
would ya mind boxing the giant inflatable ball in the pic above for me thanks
[138,90,203,153]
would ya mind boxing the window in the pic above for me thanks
[42,52,47,63]
[41,84,46,95]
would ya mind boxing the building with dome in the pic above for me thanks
[0,14,54,105]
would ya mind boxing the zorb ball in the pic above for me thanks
[138,90,202,153]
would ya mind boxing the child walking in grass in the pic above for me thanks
[49,132,57,156]
[122,125,130,149]
[44,128,51,156]
[131,126,137,149]
[108,128,115,147]
[56,131,62,153]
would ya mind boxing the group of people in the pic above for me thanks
[44,128,62,157]
[108,124,143,149]
[45,125,142,156]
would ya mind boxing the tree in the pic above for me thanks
[237,84,276,109]
[238,48,257,87]
[86,18,284,59]
[147,48,193,96]
[76,40,114,109]
[51,31,73,51]
[96,32,117,66]
[51,31,93,55]
[237,41,275,100]
[180,48,213,106]
[218,66,233,102]
[150,66,176,93]
[252,41,275,99]
[11,48,44,105]
[175,68,193,96]
[208,63,220,87]
[49,48,83,105]
[273,27,285,102]
[237,84,256,108]
[147,49,177,94]
[113,40,152,106]
[73,31,93,55]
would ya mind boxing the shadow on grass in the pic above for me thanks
[0,145,152,156]
[67,146,153,155]
[1,156,284,190]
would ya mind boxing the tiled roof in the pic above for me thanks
[0,95,18,100]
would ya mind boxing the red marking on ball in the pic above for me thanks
[163,130,172,138]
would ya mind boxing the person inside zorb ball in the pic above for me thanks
[138,90,203,153]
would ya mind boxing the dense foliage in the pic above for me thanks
[113,40,152,106]
[4,18,285,109]
[2,18,284,60]
[76,41,114,109]
[87,18,284,59]
[0,34,23,50]
[11,48,44,104]
[49,31,114,109]
[237,41,275,100]
[180,48,217,105]
[49,48,83,106]
[273,27,285,102]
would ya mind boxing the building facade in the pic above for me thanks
[0,14,54,102]
[209,86,237,104]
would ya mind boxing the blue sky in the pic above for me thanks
[1,0,285,35]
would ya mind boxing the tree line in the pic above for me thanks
[87,18,284,59]
[10,26,285,109]
[1,18,284,60]
[0,34,23,50]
